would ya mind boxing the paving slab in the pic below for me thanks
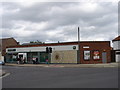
[5,63,119,68]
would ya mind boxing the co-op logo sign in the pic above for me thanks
[8,49,16,52]
[73,46,76,50]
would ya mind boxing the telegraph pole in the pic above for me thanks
[78,27,80,64]
[78,27,80,42]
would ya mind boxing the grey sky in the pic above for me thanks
[1,1,118,44]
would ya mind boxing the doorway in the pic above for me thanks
[40,52,50,63]
[102,52,107,63]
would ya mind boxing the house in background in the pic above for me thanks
[112,36,120,62]
[0,37,19,62]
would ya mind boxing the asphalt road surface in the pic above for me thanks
[2,66,118,88]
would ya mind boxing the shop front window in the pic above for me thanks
[116,51,120,54]
[93,50,100,60]
[84,51,90,60]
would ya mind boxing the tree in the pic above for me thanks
[30,40,42,44]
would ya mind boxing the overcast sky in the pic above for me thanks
[1,1,118,44]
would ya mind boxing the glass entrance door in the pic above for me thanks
[40,52,49,63]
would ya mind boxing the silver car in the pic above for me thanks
[0,61,5,65]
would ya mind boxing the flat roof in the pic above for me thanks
[6,41,110,48]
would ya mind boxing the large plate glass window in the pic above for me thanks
[84,51,90,60]
[93,50,100,60]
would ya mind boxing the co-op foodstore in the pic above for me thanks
[5,41,111,64]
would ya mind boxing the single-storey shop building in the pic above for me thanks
[6,41,111,64]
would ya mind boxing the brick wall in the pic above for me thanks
[79,42,111,64]
[0,38,18,56]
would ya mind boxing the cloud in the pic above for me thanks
[1,2,118,44]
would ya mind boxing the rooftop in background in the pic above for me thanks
[0,37,18,42]
[0,37,19,45]
[0,37,19,56]
[112,36,120,41]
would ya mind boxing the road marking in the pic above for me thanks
[44,65,64,67]
[0,73,10,79]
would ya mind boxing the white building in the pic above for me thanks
[112,36,120,62]
[0,52,4,61]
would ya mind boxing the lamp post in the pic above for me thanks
[78,27,80,64]
[78,27,80,42]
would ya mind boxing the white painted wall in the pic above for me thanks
[113,41,120,50]
[113,41,120,62]
[18,53,27,58]
[115,51,120,62]
[116,54,120,62]
[6,45,78,53]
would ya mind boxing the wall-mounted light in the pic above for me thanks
[103,49,106,52]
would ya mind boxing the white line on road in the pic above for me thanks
[0,73,10,79]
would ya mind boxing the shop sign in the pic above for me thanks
[8,49,16,52]
[83,46,89,48]
[93,50,100,60]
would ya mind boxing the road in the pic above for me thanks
[2,66,118,88]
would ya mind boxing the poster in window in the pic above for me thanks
[93,50,100,60]
[12,55,16,59]
[84,51,90,60]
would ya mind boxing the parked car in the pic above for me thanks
[0,61,5,65]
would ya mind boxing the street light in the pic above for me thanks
[78,27,80,64]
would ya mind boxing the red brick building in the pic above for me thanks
[6,41,111,64]
[79,41,111,64]
[0,37,19,56]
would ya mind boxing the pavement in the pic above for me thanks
[4,62,119,68]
